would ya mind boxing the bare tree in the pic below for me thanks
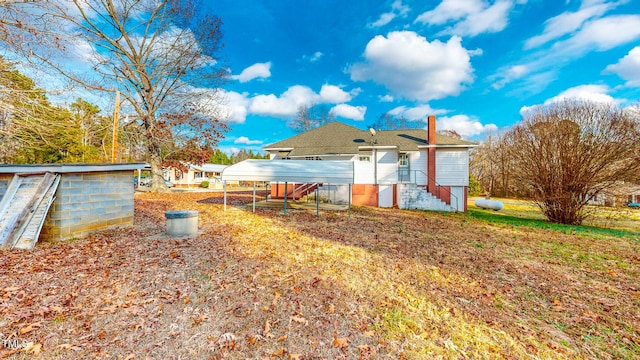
[367,112,424,130]
[290,103,335,133]
[2,0,228,191]
[505,99,640,224]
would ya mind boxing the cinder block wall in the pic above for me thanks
[40,170,135,241]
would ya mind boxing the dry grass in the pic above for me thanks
[1,191,638,359]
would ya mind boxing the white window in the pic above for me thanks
[399,153,408,167]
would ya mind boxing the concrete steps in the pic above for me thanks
[397,183,456,212]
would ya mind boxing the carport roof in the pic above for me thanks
[221,159,354,184]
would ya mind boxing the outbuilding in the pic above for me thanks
[0,163,143,249]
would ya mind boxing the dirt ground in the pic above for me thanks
[1,191,638,359]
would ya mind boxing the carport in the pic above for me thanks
[220,159,354,215]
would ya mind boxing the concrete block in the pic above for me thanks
[165,210,198,237]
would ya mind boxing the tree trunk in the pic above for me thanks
[148,140,169,193]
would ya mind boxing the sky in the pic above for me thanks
[12,0,640,155]
[208,0,640,154]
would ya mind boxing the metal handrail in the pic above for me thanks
[288,183,318,200]
[402,169,458,206]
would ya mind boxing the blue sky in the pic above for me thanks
[209,0,640,154]
[13,0,640,155]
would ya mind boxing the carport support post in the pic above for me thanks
[252,181,256,213]
[283,181,288,214]
[223,181,227,212]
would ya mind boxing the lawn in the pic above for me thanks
[1,191,638,359]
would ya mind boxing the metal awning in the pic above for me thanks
[220,159,354,216]
[221,159,354,184]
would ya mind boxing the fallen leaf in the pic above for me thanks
[22,342,42,355]
[290,315,309,326]
[19,322,41,335]
[333,336,349,349]
[278,335,288,342]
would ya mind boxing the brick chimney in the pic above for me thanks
[427,115,436,194]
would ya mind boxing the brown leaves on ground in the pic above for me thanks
[0,191,638,359]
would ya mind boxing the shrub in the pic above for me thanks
[200,180,210,188]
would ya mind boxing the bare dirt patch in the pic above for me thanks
[1,191,638,359]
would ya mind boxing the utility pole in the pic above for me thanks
[111,91,120,163]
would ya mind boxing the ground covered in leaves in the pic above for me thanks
[1,191,638,359]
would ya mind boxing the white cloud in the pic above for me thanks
[604,46,640,87]
[415,0,482,25]
[371,13,396,27]
[221,90,251,123]
[524,0,619,49]
[379,94,394,102]
[548,84,616,103]
[556,15,640,53]
[219,84,364,121]
[369,0,410,27]
[234,136,263,145]
[490,13,640,92]
[249,85,319,118]
[232,62,272,83]
[349,31,473,101]
[491,64,529,90]
[415,0,514,37]
[388,105,445,121]
[330,104,367,120]
[520,84,617,116]
[303,51,324,62]
[436,115,498,138]
[319,84,352,103]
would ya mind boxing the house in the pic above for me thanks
[586,182,640,207]
[135,163,228,188]
[259,115,476,212]
[0,163,143,248]
[165,163,228,188]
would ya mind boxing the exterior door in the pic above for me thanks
[398,153,410,182]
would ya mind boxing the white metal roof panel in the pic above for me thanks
[221,160,354,184]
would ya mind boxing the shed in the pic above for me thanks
[221,160,354,214]
[0,163,143,248]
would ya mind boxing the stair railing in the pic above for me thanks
[405,170,458,207]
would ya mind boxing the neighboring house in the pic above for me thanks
[587,182,640,207]
[164,163,228,188]
[262,115,476,212]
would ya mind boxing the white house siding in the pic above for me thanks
[450,186,465,212]
[409,150,427,185]
[377,150,398,184]
[353,156,375,184]
[435,149,469,186]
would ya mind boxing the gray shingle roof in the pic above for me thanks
[264,122,475,157]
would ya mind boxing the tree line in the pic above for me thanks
[0,58,266,167]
